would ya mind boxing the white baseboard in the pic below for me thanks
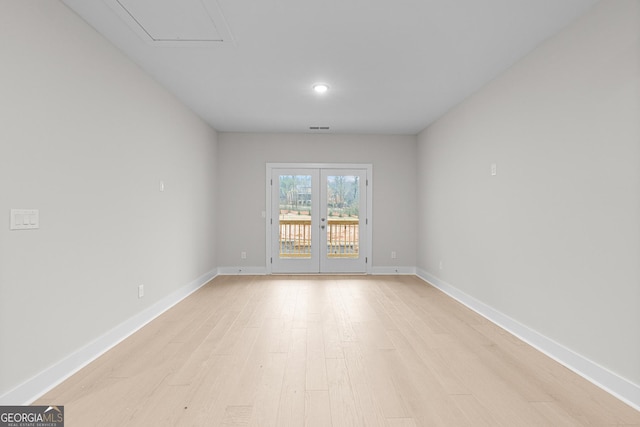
[218,266,414,276]
[415,268,640,412]
[5,267,637,412]
[217,266,268,275]
[0,268,218,406]
[371,266,416,275]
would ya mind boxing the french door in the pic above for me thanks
[268,164,370,274]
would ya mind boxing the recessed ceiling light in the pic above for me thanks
[312,83,329,94]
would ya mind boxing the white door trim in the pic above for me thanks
[266,163,373,274]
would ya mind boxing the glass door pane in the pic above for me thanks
[278,174,312,259]
[325,175,360,259]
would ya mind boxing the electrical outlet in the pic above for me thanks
[241,251,247,259]
[138,284,144,298]
[491,163,497,176]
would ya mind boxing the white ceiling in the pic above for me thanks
[61,0,598,135]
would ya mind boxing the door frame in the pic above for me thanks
[266,163,373,274]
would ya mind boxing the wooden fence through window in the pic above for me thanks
[279,218,359,258]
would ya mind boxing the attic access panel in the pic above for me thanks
[109,0,232,44]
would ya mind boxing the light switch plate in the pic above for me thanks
[10,209,39,230]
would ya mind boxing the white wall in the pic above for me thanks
[217,133,417,272]
[417,0,639,390]
[0,1,218,400]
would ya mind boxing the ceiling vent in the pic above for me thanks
[309,126,330,130]
[105,0,233,45]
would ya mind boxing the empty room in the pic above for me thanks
[1,0,639,425]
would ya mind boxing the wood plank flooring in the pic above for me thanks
[36,275,640,426]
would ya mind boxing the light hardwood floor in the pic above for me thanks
[36,275,640,426]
